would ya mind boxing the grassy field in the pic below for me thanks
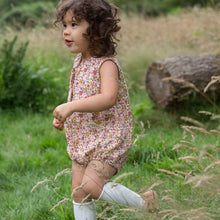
[0,7,220,219]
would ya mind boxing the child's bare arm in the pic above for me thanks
[53,60,119,122]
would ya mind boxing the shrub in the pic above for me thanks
[112,0,219,16]
[0,36,66,112]
[0,0,57,12]
[1,0,219,24]
[0,2,55,28]
[0,36,29,108]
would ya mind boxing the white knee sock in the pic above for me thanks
[73,200,97,220]
[98,182,145,209]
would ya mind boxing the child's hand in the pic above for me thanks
[53,118,64,131]
[53,103,73,123]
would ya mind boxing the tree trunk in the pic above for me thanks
[145,53,220,109]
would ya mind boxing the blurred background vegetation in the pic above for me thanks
[0,0,219,112]
[0,1,219,219]
[0,0,219,28]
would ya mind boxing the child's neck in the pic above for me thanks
[81,52,92,62]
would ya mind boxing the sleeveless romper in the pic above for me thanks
[64,54,133,172]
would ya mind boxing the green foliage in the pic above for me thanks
[0,2,55,28]
[1,107,219,219]
[1,0,219,26]
[0,0,57,13]
[0,36,66,112]
[112,0,219,15]
[132,102,152,117]
[0,36,29,108]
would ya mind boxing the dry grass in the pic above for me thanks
[158,112,220,220]
[1,7,219,92]
[4,7,219,219]
[118,7,220,58]
[119,7,220,84]
[163,77,220,112]
[31,109,220,219]
[204,76,220,92]
[1,7,219,65]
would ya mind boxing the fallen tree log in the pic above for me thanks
[145,53,220,109]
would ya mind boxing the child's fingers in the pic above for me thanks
[53,109,61,121]
[53,118,63,131]
[53,118,62,124]
[59,125,64,131]
[54,124,63,131]
[53,107,64,120]
[58,122,64,130]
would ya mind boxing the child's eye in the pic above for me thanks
[62,23,67,28]
[72,22,77,27]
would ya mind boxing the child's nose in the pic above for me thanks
[63,27,71,35]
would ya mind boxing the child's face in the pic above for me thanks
[62,10,90,59]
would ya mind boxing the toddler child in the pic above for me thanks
[53,0,158,219]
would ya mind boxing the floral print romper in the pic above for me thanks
[64,54,133,172]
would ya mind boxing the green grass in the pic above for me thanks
[0,89,219,219]
[0,7,220,219]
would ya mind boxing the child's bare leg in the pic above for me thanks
[72,161,97,220]
[80,160,159,212]
[82,160,117,199]
[72,160,115,220]
[72,160,88,203]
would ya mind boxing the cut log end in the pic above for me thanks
[145,54,220,109]
[146,63,173,108]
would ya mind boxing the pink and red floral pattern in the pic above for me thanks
[64,54,133,172]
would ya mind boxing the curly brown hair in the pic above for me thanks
[55,0,121,57]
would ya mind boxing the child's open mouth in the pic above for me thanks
[65,40,73,46]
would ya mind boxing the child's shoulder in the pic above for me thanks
[98,55,120,66]
[73,54,120,69]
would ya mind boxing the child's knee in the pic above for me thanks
[82,181,103,200]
